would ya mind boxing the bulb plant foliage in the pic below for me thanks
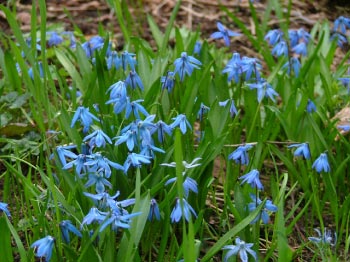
[0,1,350,261]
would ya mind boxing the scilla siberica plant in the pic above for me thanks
[4,3,350,261]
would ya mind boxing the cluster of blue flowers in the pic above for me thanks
[20,14,350,261]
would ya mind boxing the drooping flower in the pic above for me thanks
[161,71,175,92]
[193,41,202,55]
[306,99,316,113]
[71,106,99,133]
[333,16,350,34]
[287,143,311,159]
[121,51,137,71]
[247,79,279,103]
[47,31,63,47]
[222,52,243,83]
[170,197,197,223]
[153,120,173,143]
[170,114,192,134]
[239,169,263,190]
[197,103,210,121]
[31,236,55,262]
[264,29,284,45]
[282,57,301,77]
[248,194,277,224]
[222,237,258,262]
[165,176,198,198]
[99,208,141,232]
[272,40,288,57]
[83,129,112,148]
[123,153,151,173]
[240,56,262,81]
[219,99,238,118]
[0,202,11,217]
[228,144,253,165]
[292,42,307,56]
[59,220,82,243]
[148,199,161,221]
[211,22,241,46]
[173,52,202,81]
[82,207,108,226]
[312,153,330,173]
[309,228,337,246]
[54,144,77,166]
[125,70,144,91]
[106,51,122,70]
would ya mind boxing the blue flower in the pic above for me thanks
[282,57,301,77]
[59,220,82,243]
[241,56,262,81]
[306,99,316,113]
[193,41,202,55]
[297,28,311,44]
[309,228,337,246]
[173,52,202,82]
[125,99,149,119]
[123,153,151,173]
[54,144,77,166]
[288,29,299,47]
[197,103,210,121]
[115,130,137,151]
[161,71,175,92]
[84,153,124,178]
[82,207,108,226]
[211,22,241,46]
[125,70,144,91]
[106,51,122,70]
[148,199,161,221]
[287,143,311,159]
[170,114,192,134]
[222,237,257,262]
[264,29,284,45]
[333,16,350,34]
[228,144,253,165]
[83,129,112,148]
[248,194,277,224]
[170,198,197,223]
[121,51,136,71]
[292,42,307,56]
[153,120,173,143]
[71,106,99,133]
[28,62,44,80]
[338,77,350,91]
[47,31,63,47]
[81,36,105,58]
[165,176,198,198]
[312,153,330,173]
[219,99,238,118]
[31,236,55,262]
[0,202,11,217]
[222,52,243,83]
[272,40,288,57]
[85,170,112,193]
[331,32,349,48]
[247,79,279,103]
[63,153,88,178]
[106,81,127,100]
[99,209,141,232]
[338,124,350,132]
[239,169,263,190]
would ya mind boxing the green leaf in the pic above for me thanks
[201,199,265,262]
[147,15,164,49]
